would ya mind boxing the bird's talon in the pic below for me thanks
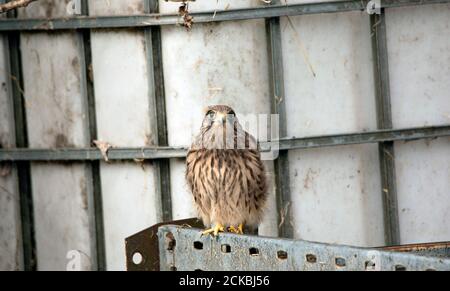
[202,224,225,237]
[238,224,244,234]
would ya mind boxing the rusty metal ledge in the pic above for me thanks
[143,224,450,271]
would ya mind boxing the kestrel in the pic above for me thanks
[186,105,268,236]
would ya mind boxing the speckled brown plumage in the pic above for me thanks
[186,105,268,231]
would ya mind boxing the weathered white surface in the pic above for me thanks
[160,15,278,236]
[99,161,158,271]
[387,4,450,128]
[19,0,92,271]
[90,2,159,271]
[387,4,450,244]
[0,35,23,271]
[282,12,385,246]
[282,12,377,137]
[18,0,73,18]
[170,159,197,220]
[160,0,264,14]
[395,138,450,244]
[89,0,144,16]
[289,145,384,246]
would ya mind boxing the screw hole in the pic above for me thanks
[132,252,143,265]
[395,265,406,271]
[335,257,346,267]
[249,247,260,256]
[306,254,317,263]
[221,244,231,253]
[425,268,436,271]
[277,250,288,260]
[170,265,177,271]
[195,269,203,271]
[193,241,203,250]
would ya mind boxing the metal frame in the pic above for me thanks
[78,0,106,271]
[5,4,36,271]
[1,125,449,162]
[0,0,449,31]
[266,0,293,238]
[1,0,450,270]
[144,0,173,223]
[370,10,400,245]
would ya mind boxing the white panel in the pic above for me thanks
[395,138,450,244]
[18,0,73,18]
[282,12,377,137]
[387,4,450,128]
[387,4,450,244]
[19,1,91,271]
[161,18,278,236]
[21,33,87,149]
[100,161,158,271]
[0,35,23,271]
[170,159,197,220]
[160,0,264,13]
[282,12,384,246]
[90,2,159,270]
[289,145,384,246]
[89,0,144,16]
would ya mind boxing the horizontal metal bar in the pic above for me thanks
[0,146,188,161]
[158,225,450,271]
[275,124,450,151]
[0,0,449,31]
[0,125,449,161]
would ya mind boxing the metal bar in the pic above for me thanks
[0,0,449,31]
[157,225,450,271]
[79,0,106,271]
[125,218,203,271]
[5,7,36,270]
[266,1,293,239]
[371,10,400,245]
[1,125,449,161]
[144,0,172,223]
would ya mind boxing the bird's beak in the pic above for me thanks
[214,112,227,124]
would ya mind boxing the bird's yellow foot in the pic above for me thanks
[201,224,225,237]
[228,225,239,234]
[238,223,244,234]
[228,224,245,234]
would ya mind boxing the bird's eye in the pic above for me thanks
[207,110,216,119]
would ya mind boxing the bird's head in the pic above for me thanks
[194,105,243,150]
[202,105,236,127]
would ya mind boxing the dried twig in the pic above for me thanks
[179,2,193,30]
[0,0,38,14]
[286,16,317,78]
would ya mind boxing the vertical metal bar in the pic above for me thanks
[144,0,172,222]
[370,10,400,245]
[79,0,106,270]
[5,5,36,270]
[266,1,293,238]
